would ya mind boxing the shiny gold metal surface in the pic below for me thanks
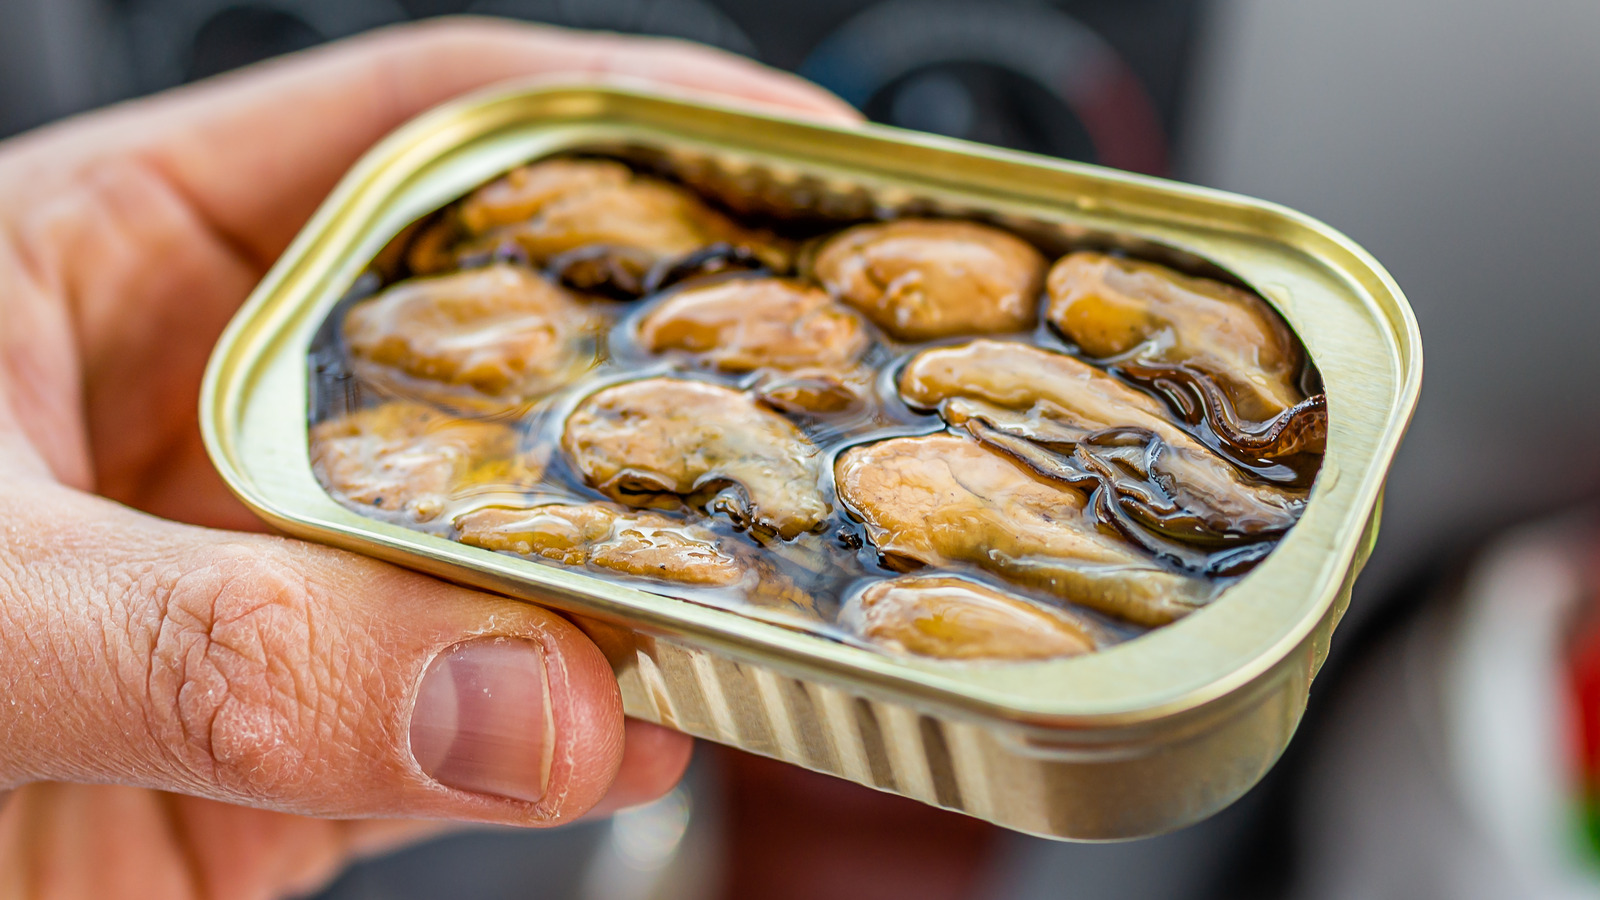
[200,83,1421,840]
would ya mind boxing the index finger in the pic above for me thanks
[4,17,859,269]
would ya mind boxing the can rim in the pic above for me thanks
[201,81,1422,730]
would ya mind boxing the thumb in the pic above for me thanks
[0,480,690,824]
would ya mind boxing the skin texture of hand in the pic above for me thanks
[0,19,858,900]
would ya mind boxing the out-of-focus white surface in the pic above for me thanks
[1183,0,1600,606]
[998,9,1600,894]
[1297,519,1600,900]
[1447,520,1590,896]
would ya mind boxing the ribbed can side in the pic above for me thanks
[611,609,1327,841]
[198,86,1420,840]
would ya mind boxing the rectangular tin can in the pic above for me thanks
[200,83,1422,841]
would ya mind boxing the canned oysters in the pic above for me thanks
[201,85,1421,840]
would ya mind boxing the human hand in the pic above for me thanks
[0,19,856,899]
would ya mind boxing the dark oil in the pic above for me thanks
[307,153,1325,653]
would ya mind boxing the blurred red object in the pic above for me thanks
[1565,576,1600,856]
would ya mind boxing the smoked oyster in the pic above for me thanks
[458,503,741,584]
[811,219,1045,341]
[834,433,1204,626]
[636,277,872,412]
[842,575,1098,660]
[342,264,604,413]
[310,154,1328,662]
[310,401,540,522]
[637,277,869,372]
[1046,252,1325,457]
[413,158,786,296]
[456,503,817,620]
[562,377,829,539]
[900,340,1306,544]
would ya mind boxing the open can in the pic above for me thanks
[200,83,1422,841]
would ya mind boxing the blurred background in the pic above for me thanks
[3,0,1598,897]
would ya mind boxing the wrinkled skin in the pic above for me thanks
[343,264,604,411]
[422,157,785,291]
[637,276,872,412]
[901,341,1304,537]
[842,575,1097,660]
[811,219,1045,341]
[310,401,540,522]
[563,378,829,539]
[1045,252,1303,421]
[0,19,863,900]
[834,434,1203,626]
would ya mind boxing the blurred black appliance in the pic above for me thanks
[1,0,1203,174]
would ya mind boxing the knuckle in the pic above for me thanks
[147,544,339,800]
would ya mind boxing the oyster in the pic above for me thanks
[811,219,1046,341]
[456,503,742,586]
[636,277,872,412]
[637,277,869,372]
[834,433,1204,626]
[342,264,603,412]
[562,378,829,539]
[1045,252,1323,456]
[842,575,1098,661]
[456,503,817,620]
[310,401,539,522]
[310,150,1339,662]
[421,158,784,296]
[900,340,1304,539]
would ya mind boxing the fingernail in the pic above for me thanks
[410,638,552,803]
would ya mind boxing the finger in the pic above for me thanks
[343,817,461,860]
[163,725,690,900]
[0,481,691,826]
[0,784,461,900]
[345,721,691,850]
[587,722,696,819]
[0,17,860,270]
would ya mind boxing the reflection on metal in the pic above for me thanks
[467,0,758,57]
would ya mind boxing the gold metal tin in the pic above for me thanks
[200,84,1421,841]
